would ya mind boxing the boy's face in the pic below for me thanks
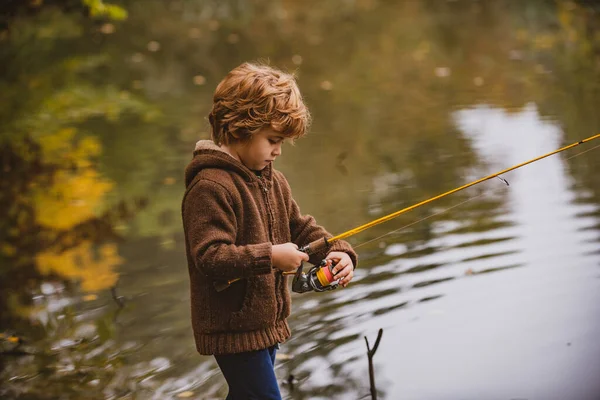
[234,126,286,171]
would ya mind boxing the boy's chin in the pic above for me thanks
[249,162,269,171]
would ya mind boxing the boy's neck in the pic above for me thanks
[219,144,241,162]
[219,143,263,176]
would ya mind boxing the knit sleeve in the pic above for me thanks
[182,179,273,280]
[279,173,358,268]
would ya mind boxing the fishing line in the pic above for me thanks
[352,139,600,251]
[328,133,600,243]
[564,142,600,160]
[352,189,494,250]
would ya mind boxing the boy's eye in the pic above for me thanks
[269,138,283,144]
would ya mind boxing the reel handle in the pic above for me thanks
[291,262,312,293]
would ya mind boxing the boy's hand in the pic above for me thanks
[327,252,354,288]
[272,243,310,273]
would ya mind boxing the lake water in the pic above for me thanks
[1,1,600,399]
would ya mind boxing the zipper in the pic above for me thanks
[258,177,282,320]
[258,177,272,240]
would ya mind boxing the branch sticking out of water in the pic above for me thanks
[110,286,125,309]
[364,328,383,400]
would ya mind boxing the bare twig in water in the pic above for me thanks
[110,286,125,309]
[286,374,295,393]
[364,328,383,400]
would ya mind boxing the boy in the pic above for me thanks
[181,62,357,399]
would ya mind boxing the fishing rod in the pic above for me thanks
[214,133,600,293]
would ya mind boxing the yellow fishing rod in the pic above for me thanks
[215,133,600,293]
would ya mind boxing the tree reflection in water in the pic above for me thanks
[1,0,600,398]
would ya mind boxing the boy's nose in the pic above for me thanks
[273,144,282,156]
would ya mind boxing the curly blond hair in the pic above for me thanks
[209,62,311,145]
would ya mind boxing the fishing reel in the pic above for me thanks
[291,259,340,294]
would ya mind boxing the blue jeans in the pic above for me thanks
[214,344,282,400]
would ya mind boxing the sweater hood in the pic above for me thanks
[185,140,273,188]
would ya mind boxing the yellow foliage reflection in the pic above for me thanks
[33,168,113,230]
[32,127,113,231]
[17,127,121,293]
[33,127,118,291]
[36,241,121,292]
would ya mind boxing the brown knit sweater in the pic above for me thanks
[182,140,357,355]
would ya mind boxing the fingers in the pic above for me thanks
[328,252,354,288]
[328,252,352,275]
[333,265,353,287]
[287,242,307,263]
[299,251,309,262]
[291,243,308,261]
[326,251,345,262]
[340,270,353,287]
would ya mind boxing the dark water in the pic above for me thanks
[2,1,600,399]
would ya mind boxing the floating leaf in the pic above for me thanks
[275,352,293,361]
[7,336,20,343]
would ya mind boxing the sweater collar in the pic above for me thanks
[185,140,273,188]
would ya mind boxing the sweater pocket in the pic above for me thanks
[228,273,277,331]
